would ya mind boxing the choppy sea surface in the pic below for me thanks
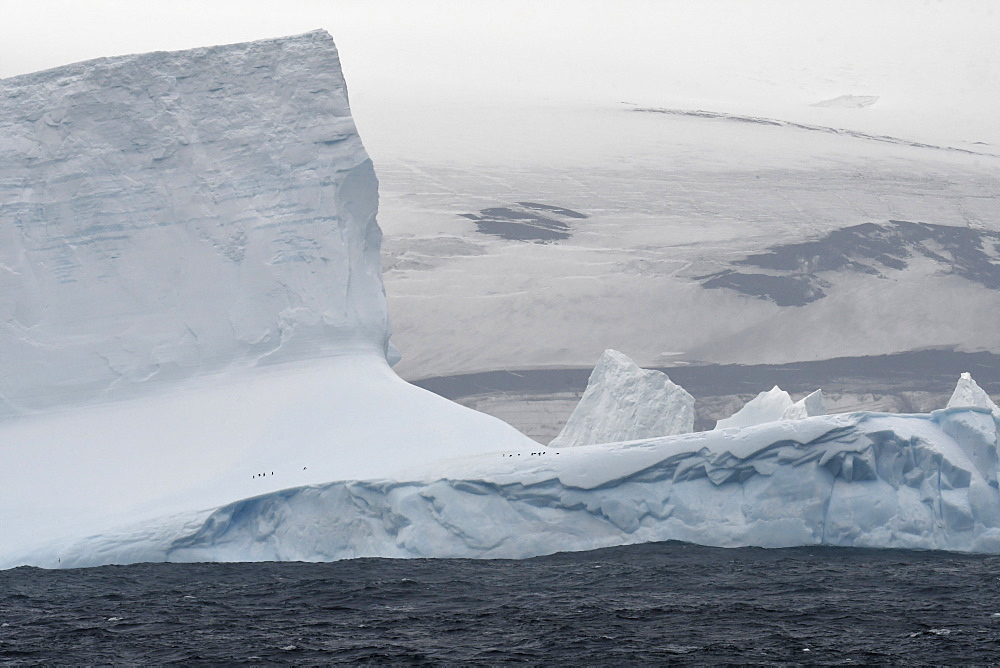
[3,541,1000,664]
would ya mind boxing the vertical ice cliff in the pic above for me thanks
[0,30,392,414]
[549,349,694,447]
[948,373,1000,417]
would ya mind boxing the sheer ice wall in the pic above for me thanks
[0,30,390,414]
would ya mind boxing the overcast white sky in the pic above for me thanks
[2,1,998,146]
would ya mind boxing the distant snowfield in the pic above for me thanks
[374,101,1000,379]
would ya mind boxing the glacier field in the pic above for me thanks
[2,31,1000,568]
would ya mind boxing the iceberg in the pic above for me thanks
[3,33,1000,568]
[0,32,535,567]
[548,349,694,447]
[715,386,826,430]
[948,372,1000,418]
[781,389,827,421]
[14,406,1000,567]
[715,386,794,430]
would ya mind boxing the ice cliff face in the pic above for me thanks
[549,349,694,447]
[0,30,392,413]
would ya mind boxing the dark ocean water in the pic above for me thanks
[4,541,1000,665]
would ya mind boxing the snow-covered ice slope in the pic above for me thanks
[550,349,693,447]
[0,32,536,565]
[0,30,394,414]
[17,407,1000,567]
[0,353,536,567]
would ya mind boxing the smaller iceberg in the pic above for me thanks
[716,386,825,430]
[947,372,1000,418]
[781,389,826,421]
[715,386,793,430]
[549,349,694,447]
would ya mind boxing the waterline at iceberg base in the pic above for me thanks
[21,406,1000,568]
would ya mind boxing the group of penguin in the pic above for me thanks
[252,466,308,480]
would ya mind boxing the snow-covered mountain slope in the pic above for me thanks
[0,33,536,565]
[0,30,394,414]
[15,407,1000,567]
[376,104,1000,380]
[549,349,693,447]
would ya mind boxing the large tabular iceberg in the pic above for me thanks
[20,403,1000,567]
[0,32,535,567]
[3,33,1000,568]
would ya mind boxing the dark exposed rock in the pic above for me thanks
[702,220,1000,306]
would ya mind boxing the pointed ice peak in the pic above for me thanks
[715,385,794,430]
[947,373,1000,417]
[781,389,826,421]
[549,349,694,447]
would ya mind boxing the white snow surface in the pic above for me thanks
[10,407,1000,567]
[549,349,694,448]
[0,352,537,568]
[948,373,1000,418]
[0,30,395,415]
